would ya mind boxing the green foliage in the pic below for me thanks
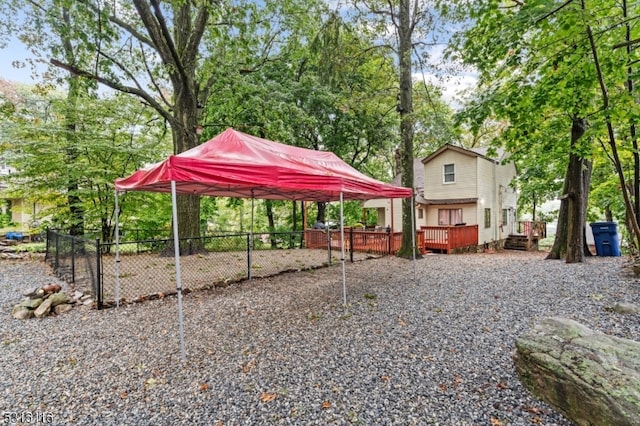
[449,0,640,224]
[0,85,171,237]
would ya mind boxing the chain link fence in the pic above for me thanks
[44,229,101,305]
[46,228,387,309]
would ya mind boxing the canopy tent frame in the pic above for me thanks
[114,128,415,361]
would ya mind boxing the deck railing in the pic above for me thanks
[517,221,547,239]
[419,225,479,253]
[304,228,403,257]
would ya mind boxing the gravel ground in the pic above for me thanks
[1,251,639,425]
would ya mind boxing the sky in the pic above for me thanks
[0,35,40,84]
[0,22,477,108]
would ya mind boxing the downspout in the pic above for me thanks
[493,160,498,243]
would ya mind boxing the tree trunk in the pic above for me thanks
[582,159,594,257]
[547,174,570,260]
[396,0,420,259]
[166,71,205,254]
[317,201,326,223]
[266,200,276,249]
[547,117,590,262]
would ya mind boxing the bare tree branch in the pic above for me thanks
[139,42,172,108]
[74,0,155,48]
[536,0,576,24]
[50,58,174,125]
[613,37,640,50]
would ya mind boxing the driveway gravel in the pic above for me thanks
[1,251,638,425]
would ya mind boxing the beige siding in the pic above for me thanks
[423,151,478,200]
[362,198,403,231]
[476,158,518,243]
[7,198,47,229]
[425,204,476,227]
[364,148,518,244]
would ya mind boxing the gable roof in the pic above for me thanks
[422,143,506,165]
[115,128,412,201]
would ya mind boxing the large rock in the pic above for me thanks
[514,317,640,426]
[12,305,34,320]
[19,297,43,309]
[47,292,69,307]
[54,303,73,315]
[33,298,53,318]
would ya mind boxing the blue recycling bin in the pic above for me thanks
[590,222,620,256]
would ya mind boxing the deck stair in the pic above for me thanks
[504,234,537,251]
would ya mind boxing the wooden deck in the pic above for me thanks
[306,225,480,256]
[418,225,479,254]
[305,229,402,255]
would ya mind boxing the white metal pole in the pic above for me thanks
[114,190,121,308]
[327,202,331,266]
[340,192,347,306]
[249,195,254,280]
[411,193,417,283]
[171,181,186,362]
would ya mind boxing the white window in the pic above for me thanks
[438,208,463,225]
[443,164,455,183]
[484,208,491,229]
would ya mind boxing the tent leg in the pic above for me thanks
[171,181,187,362]
[410,193,417,283]
[340,192,347,306]
[114,190,121,308]
[249,196,254,280]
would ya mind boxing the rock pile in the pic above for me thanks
[11,284,94,319]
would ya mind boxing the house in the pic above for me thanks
[364,144,518,252]
[0,163,47,232]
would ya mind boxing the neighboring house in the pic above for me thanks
[0,163,46,230]
[364,144,518,251]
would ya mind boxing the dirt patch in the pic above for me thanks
[100,248,379,304]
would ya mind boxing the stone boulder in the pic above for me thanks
[48,292,70,307]
[514,317,640,426]
[12,305,34,320]
[33,298,53,318]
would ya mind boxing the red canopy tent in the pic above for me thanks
[114,128,414,360]
[115,127,412,201]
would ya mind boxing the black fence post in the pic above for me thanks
[55,233,60,270]
[45,228,51,262]
[387,227,392,254]
[246,233,251,279]
[96,238,103,310]
[327,229,332,266]
[71,238,76,283]
[349,227,354,262]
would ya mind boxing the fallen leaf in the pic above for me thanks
[260,392,277,403]
[490,418,502,426]
[242,360,257,373]
[530,417,543,424]
[453,375,462,387]
[438,383,447,392]
[398,316,407,327]
[120,391,128,399]
[200,383,209,391]
[496,382,509,390]
[144,378,159,389]
[523,406,543,414]
[322,400,331,409]
[380,375,390,382]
